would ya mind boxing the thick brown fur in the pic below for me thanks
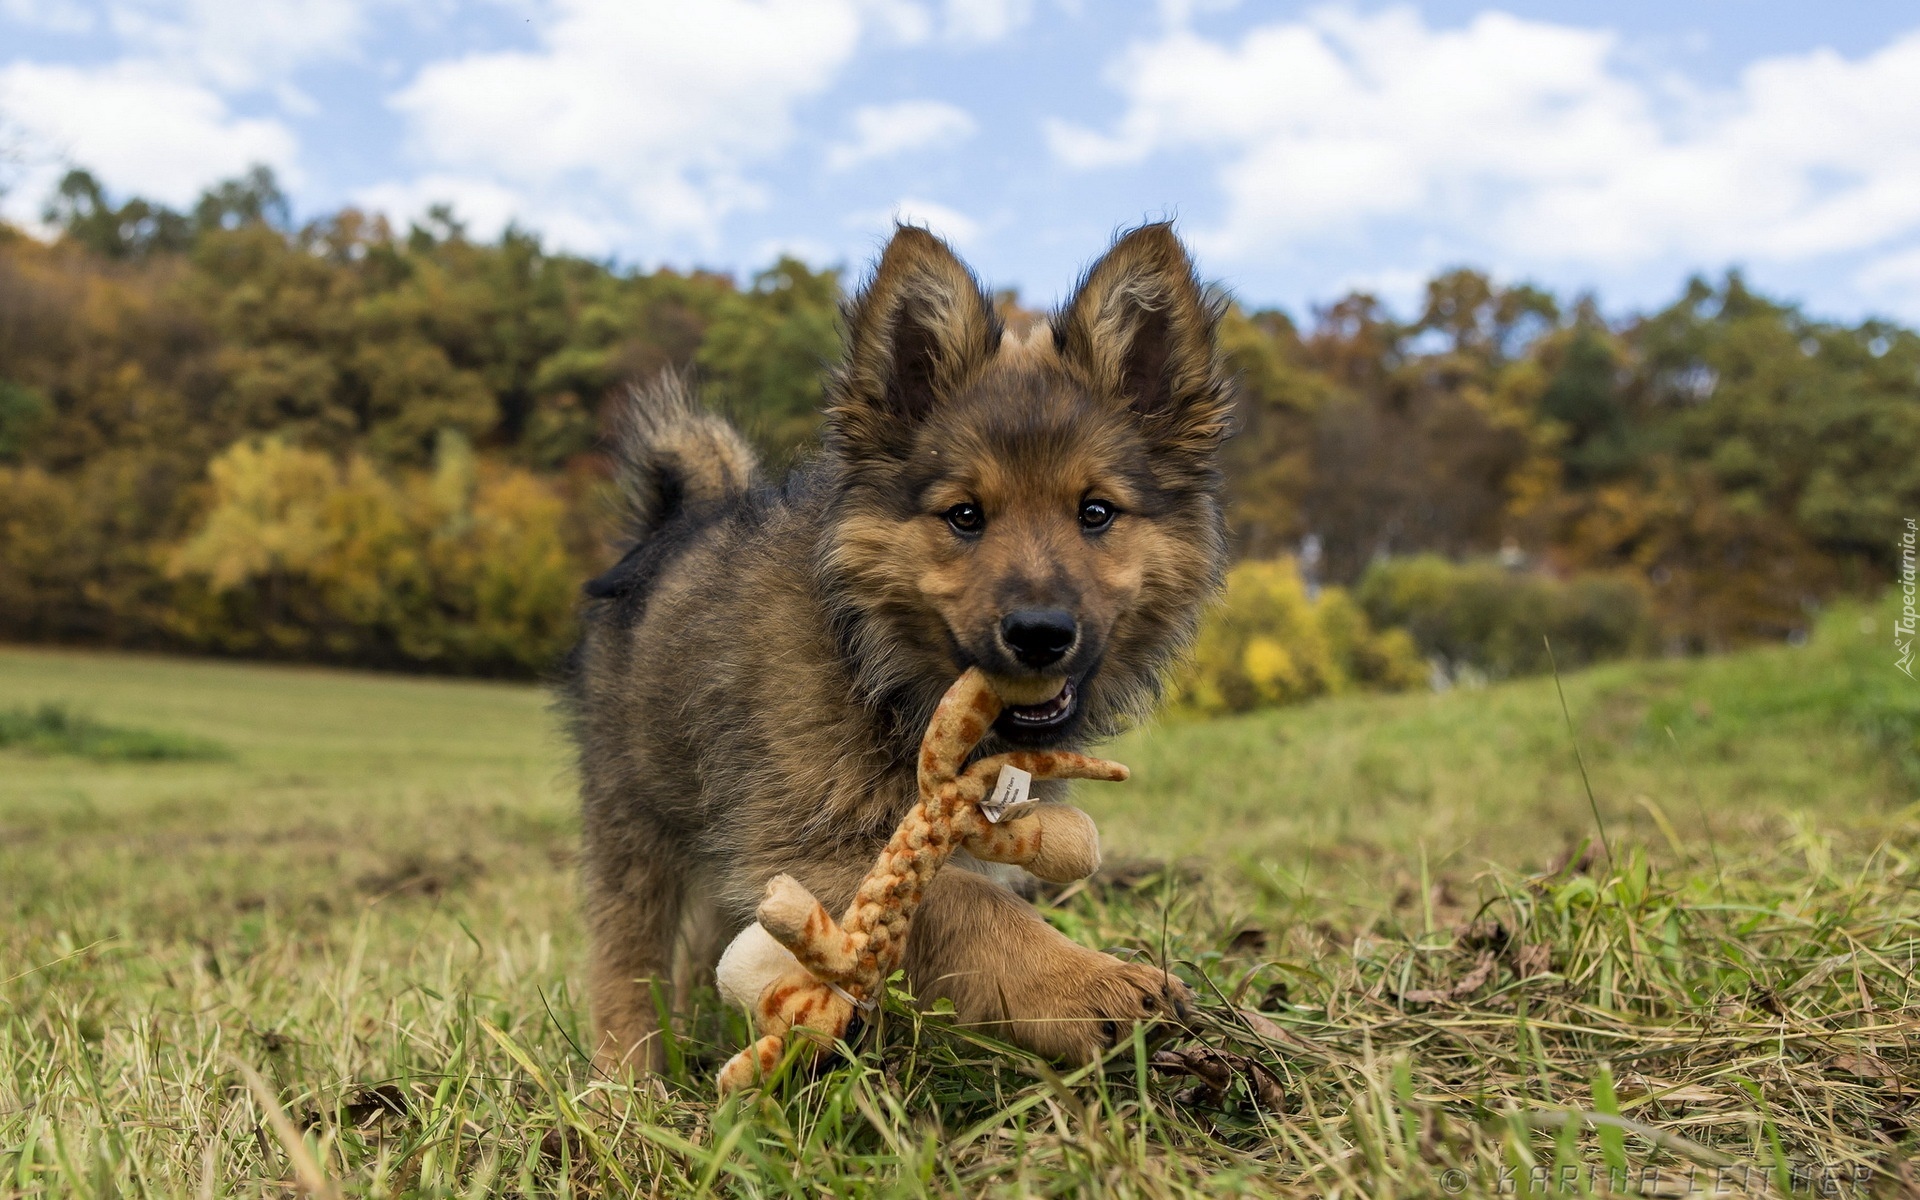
[566,223,1232,1076]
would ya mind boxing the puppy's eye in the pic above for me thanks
[1079,499,1116,531]
[944,502,985,535]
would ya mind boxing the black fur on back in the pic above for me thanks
[581,371,760,609]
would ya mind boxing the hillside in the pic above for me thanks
[0,603,1910,1195]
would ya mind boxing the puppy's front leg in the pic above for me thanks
[903,867,1188,1061]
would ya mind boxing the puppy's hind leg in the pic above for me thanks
[585,850,684,1078]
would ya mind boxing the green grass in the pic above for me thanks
[1,600,1914,1197]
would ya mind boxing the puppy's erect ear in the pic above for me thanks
[828,226,1001,458]
[1054,223,1231,456]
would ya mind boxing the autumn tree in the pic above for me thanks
[3,165,1915,670]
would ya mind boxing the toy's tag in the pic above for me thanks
[981,764,1035,824]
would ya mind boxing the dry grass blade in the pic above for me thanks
[1519,1109,1738,1169]
[231,1057,339,1200]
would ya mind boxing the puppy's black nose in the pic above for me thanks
[1001,609,1077,668]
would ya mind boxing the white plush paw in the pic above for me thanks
[716,922,801,1011]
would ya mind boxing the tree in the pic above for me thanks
[5,162,1915,670]
[696,257,842,464]
[44,169,193,259]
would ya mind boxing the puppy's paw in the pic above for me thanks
[1007,950,1191,1062]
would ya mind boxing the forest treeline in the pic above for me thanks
[0,167,1913,676]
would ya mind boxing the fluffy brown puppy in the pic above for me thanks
[566,223,1232,1076]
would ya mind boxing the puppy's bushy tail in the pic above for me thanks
[612,371,757,539]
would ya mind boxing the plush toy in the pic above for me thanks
[713,667,1127,1094]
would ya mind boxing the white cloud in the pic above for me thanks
[895,197,980,244]
[0,59,297,217]
[0,0,1021,255]
[1049,6,1920,276]
[376,0,1035,251]
[749,234,843,269]
[388,0,868,248]
[849,196,982,246]
[1151,0,1238,25]
[940,0,1032,43]
[828,99,975,170]
[0,0,379,221]
[351,172,648,253]
[1327,265,1429,314]
[855,0,1034,45]
[2,0,95,33]
[354,174,523,234]
[1855,243,1920,313]
[108,0,372,92]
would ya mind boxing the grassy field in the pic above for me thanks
[1,599,1915,1197]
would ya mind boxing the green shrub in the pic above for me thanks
[1355,554,1653,681]
[1174,559,1426,715]
[0,704,228,761]
[0,381,47,462]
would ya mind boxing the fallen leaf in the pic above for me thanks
[1180,1047,1235,1095]
[1831,1053,1900,1086]
[1227,926,1269,954]
[1234,1007,1323,1054]
[1244,1060,1287,1113]
[1149,1050,1189,1072]
[1785,951,1857,996]
[1621,1081,1727,1106]
[1400,950,1499,1005]
[1453,949,1498,994]
[1513,943,1552,979]
[341,1083,410,1127]
[539,1126,584,1164]
[1150,1044,1287,1112]
[1456,920,1510,952]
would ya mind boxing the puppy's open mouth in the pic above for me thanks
[1000,679,1077,730]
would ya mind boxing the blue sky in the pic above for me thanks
[5,1,1920,322]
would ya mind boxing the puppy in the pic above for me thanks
[566,223,1231,1075]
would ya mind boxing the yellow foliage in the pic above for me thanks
[0,465,72,629]
[1173,558,1426,715]
[169,439,342,589]
[167,435,580,673]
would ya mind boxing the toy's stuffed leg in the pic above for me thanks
[964,802,1102,883]
[972,750,1130,787]
[715,923,858,1094]
[716,1034,787,1094]
[949,751,1122,883]
[714,973,854,1093]
[755,873,862,980]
